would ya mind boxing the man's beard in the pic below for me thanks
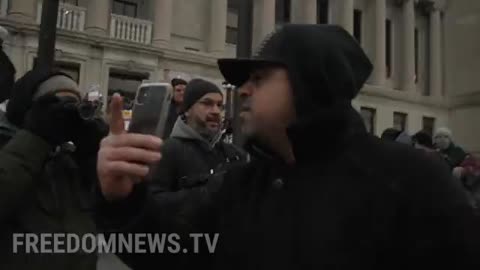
[194,116,220,141]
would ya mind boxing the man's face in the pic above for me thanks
[173,84,186,104]
[435,134,451,150]
[186,92,224,138]
[238,67,295,142]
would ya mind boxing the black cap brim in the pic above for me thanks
[217,58,285,87]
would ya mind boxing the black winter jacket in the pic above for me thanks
[97,117,246,270]
[97,24,480,270]
[213,107,480,270]
[0,129,99,270]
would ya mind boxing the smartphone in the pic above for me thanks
[128,82,172,139]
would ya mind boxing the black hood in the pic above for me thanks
[219,24,373,118]
[6,69,70,127]
[219,25,373,163]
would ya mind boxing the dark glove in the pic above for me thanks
[73,117,109,157]
[24,94,82,146]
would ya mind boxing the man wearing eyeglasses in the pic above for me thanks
[152,78,245,191]
[111,78,243,268]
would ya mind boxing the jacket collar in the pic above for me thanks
[170,116,222,149]
[246,104,367,165]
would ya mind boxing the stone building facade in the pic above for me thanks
[0,0,478,153]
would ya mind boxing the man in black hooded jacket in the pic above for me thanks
[97,24,480,269]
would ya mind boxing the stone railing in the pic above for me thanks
[110,14,152,44]
[37,2,86,32]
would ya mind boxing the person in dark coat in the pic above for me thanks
[164,78,187,138]
[434,127,468,169]
[98,79,246,270]
[380,127,402,141]
[412,130,434,151]
[153,79,245,196]
[0,69,108,270]
[0,26,16,111]
[96,24,480,270]
[412,130,446,163]
[381,128,413,145]
[213,24,480,269]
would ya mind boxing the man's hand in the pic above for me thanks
[97,94,162,201]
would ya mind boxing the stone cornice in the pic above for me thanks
[0,18,218,69]
[359,84,450,109]
[393,0,445,12]
[449,91,480,109]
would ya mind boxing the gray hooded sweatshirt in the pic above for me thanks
[169,117,222,151]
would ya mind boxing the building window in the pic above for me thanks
[60,0,79,5]
[353,9,362,44]
[360,107,376,134]
[55,61,80,84]
[226,26,238,44]
[386,19,392,78]
[33,58,80,84]
[317,0,329,24]
[108,69,149,111]
[275,0,291,25]
[226,0,239,45]
[393,112,408,132]
[422,117,436,137]
[112,0,138,18]
[414,28,419,84]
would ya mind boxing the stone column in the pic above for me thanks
[85,0,111,36]
[291,0,317,24]
[401,0,416,92]
[85,46,105,98]
[252,0,276,50]
[429,8,442,97]
[7,0,37,23]
[152,0,173,47]
[371,0,386,86]
[333,0,354,34]
[208,0,228,54]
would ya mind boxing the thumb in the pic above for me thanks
[109,93,125,135]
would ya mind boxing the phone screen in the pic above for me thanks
[128,84,172,138]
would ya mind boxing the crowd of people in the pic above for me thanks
[0,24,480,270]
[380,126,480,207]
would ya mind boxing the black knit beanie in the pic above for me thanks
[171,78,187,87]
[182,79,223,112]
[413,131,433,148]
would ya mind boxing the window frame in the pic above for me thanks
[386,19,393,78]
[360,107,376,134]
[60,0,79,6]
[112,0,138,18]
[317,0,329,24]
[414,27,419,84]
[353,9,362,44]
[226,25,238,45]
[422,116,436,137]
[275,0,291,25]
[393,112,408,132]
